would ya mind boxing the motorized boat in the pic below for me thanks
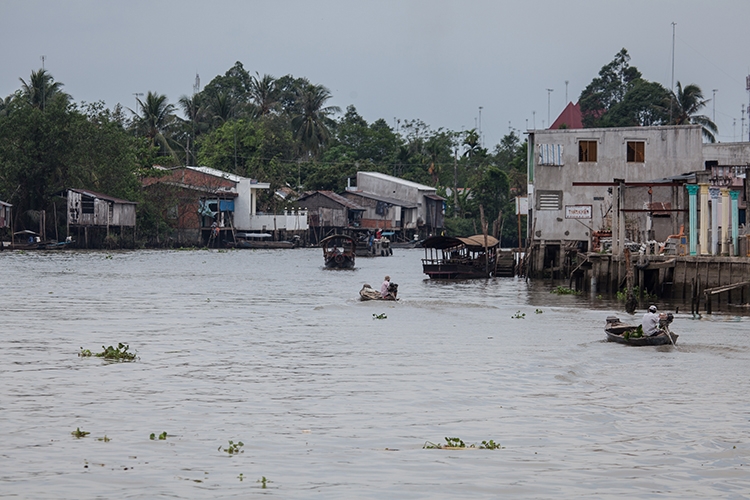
[320,234,356,269]
[359,283,399,301]
[421,234,499,279]
[604,315,678,346]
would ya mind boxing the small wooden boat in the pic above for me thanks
[421,234,499,279]
[321,234,356,269]
[604,316,678,346]
[233,232,297,249]
[359,283,399,301]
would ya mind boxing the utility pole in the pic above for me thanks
[546,89,554,127]
[565,80,569,104]
[712,89,718,123]
[742,105,746,143]
[746,75,750,141]
[670,22,676,123]
[40,55,46,110]
[478,106,483,148]
[132,93,143,132]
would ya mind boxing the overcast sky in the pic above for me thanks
[2,0,749,149]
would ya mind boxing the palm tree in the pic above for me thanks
[178,93,209,165]
[205,91,237,126]
[135,91,178,157]
[249,73,279,117]
[19,69,69,110]
[291,83,340,158]
[669,82,718,142]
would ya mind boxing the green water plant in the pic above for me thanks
[257,476,270,488]
[150,431,167,440]
[424,437,501,449]
[535,309,543,314]
[219,440,244,455]
[79,343,137,361]
[480,439,502,449]
[71,427,90,438]
[551,286,579,295]
[372,313,387,320]
[97,435,111,442]
[512,311,525,319]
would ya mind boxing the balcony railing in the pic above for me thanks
[248,210,309,231]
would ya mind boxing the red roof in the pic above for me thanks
[550,101,583,130]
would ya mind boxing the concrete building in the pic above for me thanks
[345,172,444,239]
[527,125,704,276]
[528,120,750,280]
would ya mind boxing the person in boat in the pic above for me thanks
[381,275,391,299]
[641,305,663,336]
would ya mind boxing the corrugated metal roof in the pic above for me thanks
[345,190,418,208]
[358,172,437,191]
[299,191,366,210]
[67,188,137,204]
[186,166,270,188]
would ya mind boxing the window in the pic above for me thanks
[536,190,562,210]
[627,141,645,162]
[538,144,563,166]
[81,196,95,214]
[579,140,597,162]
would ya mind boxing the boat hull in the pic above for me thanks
[359,284,398,301]
[605,327,678,346]
[422,262,492,279]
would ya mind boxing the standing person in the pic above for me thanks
[381,275,391,298]
[641,305,661,336]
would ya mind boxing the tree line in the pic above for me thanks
[0,51,714,247]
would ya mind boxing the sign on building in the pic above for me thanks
[515,196,528,215]
[565,205,592,219]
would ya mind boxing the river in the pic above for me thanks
[1,248,748,499]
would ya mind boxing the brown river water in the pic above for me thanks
[1,248,749,499]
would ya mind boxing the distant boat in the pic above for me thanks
[233,232,298,249]
[359,283,399,301]
[321,234,356,269]
[421,234,499,279]
[355,235,393,257]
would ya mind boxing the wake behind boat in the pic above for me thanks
[604,315,678,346]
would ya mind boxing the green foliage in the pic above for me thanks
[97,435,111,442]
[71,427,90,438]
[80,343,137,362]
[615,286,656,301]
[535,309,543,314]
[423,437,501,449]
[551,286,580,295]
[257,476,270,488]
[512,310,525,319]
[624,325,644,340]
[373,313,387,320]
[480,440,502,450]
[150,431,167,440]
[219,440,244,455]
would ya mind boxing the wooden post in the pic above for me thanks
[624,247,637,314]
